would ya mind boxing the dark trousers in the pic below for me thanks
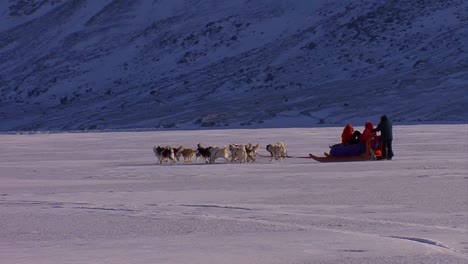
[381,139,394,159]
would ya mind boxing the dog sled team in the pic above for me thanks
[153,115,393,164]
[153,142,287,165]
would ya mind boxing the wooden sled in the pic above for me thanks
[309,138,382,163]
[309,153,373,162]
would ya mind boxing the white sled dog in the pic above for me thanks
[153,145,177,164]
[266,142,288,161]
[209,145,230,163]
[229,144,247,163]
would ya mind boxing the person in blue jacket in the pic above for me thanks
[373,115,394,160]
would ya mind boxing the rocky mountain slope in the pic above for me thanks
[0,0,467,131]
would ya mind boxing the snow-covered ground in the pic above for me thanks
[0,125,467,263]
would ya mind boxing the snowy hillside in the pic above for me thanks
[0,0,467,131]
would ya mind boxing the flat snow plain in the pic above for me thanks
[0,125,467,264]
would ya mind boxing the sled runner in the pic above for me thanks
[308,153,373,162]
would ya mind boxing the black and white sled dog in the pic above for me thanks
[153,145,177,164]
[196,143,211,163]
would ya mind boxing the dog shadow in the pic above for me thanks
[117,162,230,167]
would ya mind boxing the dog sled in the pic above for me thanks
[309,138,383,163]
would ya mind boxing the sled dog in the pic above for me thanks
[172,145,185,162]
[181,147,196,163]
[245,143,260,162]
[266,142,288,161]
[209,145,230,163]
[196,143,211,163]
[153,145,177,164]
[229,144,247,163]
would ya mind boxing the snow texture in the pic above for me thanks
[0,0,467,131]
[0,124,467,263]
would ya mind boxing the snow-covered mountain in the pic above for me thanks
[0,0,467,131]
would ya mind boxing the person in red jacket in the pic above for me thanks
[341,123,354,145]
[359,121,375,142]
